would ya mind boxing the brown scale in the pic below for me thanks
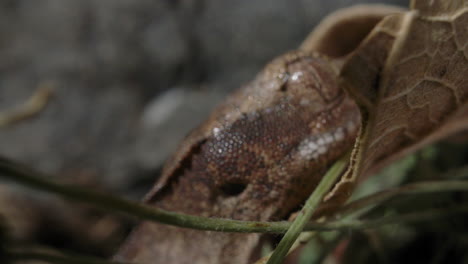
[115,51,361,264]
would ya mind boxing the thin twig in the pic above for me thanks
[266,155,349,264]
[0,156,288,234]
[0,83,54,128]
[4,207,468,264]
[336,180,468,218]
[337,205,468,229]
[1,157,468,235]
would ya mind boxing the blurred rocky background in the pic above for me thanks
[0,0,407,190]
[12,0,467,262]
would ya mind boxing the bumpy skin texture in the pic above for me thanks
[115,51,360,264]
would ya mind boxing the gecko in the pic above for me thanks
[114,50,360,263]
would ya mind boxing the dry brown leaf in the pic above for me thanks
[300,4,405,59]
[323,0,468,208]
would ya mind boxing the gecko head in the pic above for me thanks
[149,50,358,223]
[251,51,343,117]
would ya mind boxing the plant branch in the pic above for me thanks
[1,156,468,236]
[336,179,468,218]
[266,154,349,264]
[0,83,54,128]
[333,205,468,230]
[0,156,288,234]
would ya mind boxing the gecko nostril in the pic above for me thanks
[219,182,247,196]
[279,84,287,92]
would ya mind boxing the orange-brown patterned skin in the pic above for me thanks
[115,51,360,264]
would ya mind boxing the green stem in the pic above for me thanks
[324,205,468,231]
[0,157,286,233]
[1,157,468,235]
[337,180,468,218]
[4,207,468,264]
[266,155,349,264]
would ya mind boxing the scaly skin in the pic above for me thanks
[114,51,360,264]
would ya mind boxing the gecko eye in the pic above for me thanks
[219,182,247,196]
